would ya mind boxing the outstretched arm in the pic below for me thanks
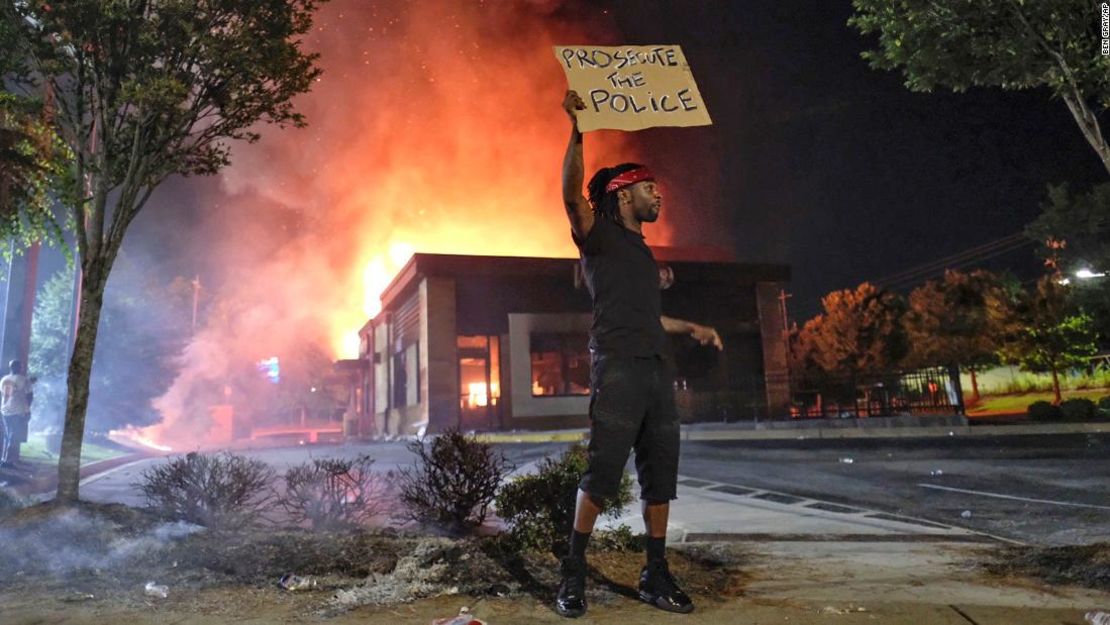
[661,316,724,351]
[562,90,594,241]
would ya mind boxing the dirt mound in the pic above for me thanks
[0,500,162,529]
[0,501,751,615]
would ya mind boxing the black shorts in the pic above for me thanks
[578,355,680,504]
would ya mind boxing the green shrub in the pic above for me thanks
[278,454,385,530]
[1027,400,1061,422]
[1059,398,1098,422]
[495,443,634,555]
[396,428,513,535]
[137,452,275,530]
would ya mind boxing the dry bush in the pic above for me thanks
[278,454,386,530]
[396,428,512,535]
[137,452,275,530]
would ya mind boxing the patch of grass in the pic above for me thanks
[19,433,127,466]
[968,388,1109,416]
[962,365,1110,396]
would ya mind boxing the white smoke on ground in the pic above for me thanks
[0,508,204,576]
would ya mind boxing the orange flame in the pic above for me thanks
[221,1,675,360]
[148,1,690,449]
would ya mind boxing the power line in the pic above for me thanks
[881,238,1034,291]
[872,233,1032,290]
[873,233,1024,286]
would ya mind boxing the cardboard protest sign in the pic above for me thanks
[553,45,712,132]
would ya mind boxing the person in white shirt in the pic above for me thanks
[0,360,33,467]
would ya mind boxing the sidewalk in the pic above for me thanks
[475,419,1110,444]
[595,474,994,545]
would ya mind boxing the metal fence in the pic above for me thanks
[674,366,963,423]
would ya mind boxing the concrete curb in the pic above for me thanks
[473,421,1110,444]
[13,452,152,499]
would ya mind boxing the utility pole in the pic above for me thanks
[778,288,792,362]
[191,275,201,331]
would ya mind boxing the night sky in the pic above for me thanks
[604,0,1106,319]
[68,0,1107,326]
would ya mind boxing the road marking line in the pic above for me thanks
[675,474,981,534]
[918,483,1110,511]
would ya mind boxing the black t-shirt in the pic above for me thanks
[573,217,667,358]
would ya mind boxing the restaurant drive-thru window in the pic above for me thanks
[530,332,590,397]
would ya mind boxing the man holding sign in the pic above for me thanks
[555,86,722,618]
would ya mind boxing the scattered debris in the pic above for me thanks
[432,606,486,625]
[485,583,510,597]
[330,538,503,610]
[1087,611,1110,625]
[929,469,944,477]
[60,592,95,603]
[960,510,972,519]
[143,582,168,599]
[838,458,854,464]
[279,573,318,591]
[819,605,868,615]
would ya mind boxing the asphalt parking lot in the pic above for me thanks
[669,433,1110,545]
[78,433,1110,546]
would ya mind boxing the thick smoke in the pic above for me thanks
[142,0,693,449]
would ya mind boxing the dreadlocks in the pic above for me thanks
[587,162,645,226]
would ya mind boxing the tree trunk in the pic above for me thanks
[970,369,980,402]
[55,263,107,504]
[1050,368,1062,406]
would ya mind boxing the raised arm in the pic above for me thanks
[562,90,594,241]
[661,316,724,351]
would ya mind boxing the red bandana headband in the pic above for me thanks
[605,167,655,193]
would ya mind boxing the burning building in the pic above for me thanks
[351,250,790,437]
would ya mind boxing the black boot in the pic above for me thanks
[639,559,694,614]
[555,556,587,618]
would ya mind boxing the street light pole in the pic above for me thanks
[191,275,201,331]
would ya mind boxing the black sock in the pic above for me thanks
[568,529,591,560]
[646,535,666,563]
